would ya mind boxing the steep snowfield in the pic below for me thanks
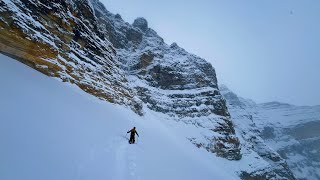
[0,54,236,180]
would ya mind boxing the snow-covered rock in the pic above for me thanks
[255,103,320,180]
[221,85,320,180]
[0,0,141,114]
[132,17,148,32]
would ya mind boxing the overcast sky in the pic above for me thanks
[100,0,320,106]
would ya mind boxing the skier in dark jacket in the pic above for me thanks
[127,127,139,144]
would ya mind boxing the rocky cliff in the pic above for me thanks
[0,0,141,113]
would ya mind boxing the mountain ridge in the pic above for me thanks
[221,85,320,180]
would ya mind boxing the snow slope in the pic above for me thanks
[0,54,237,180]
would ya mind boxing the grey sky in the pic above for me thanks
[101,0,320,106]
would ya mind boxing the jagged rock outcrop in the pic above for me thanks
[132,17,148,32]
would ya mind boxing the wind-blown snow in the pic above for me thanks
[0,54,236,180]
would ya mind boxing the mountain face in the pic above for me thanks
[94,4,241,159]
[0,0,142,114]
[256,103,320,180]
[221,85,320,180]
[0,0,302,179]
[0,0,240,160]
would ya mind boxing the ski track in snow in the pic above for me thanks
[113,136,141,180]
[114,139,128,180]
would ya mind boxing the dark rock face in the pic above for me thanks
[146,59,218,90]
[136,51,154,70]
[132,17,148,32]
[126,28,143,45]
[261,126,276,139]
[286,121,320,140]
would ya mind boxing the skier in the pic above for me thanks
[127,127,139,144]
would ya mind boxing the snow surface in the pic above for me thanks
[0,53,237,180]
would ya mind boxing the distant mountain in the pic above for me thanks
[221,85,320,180]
